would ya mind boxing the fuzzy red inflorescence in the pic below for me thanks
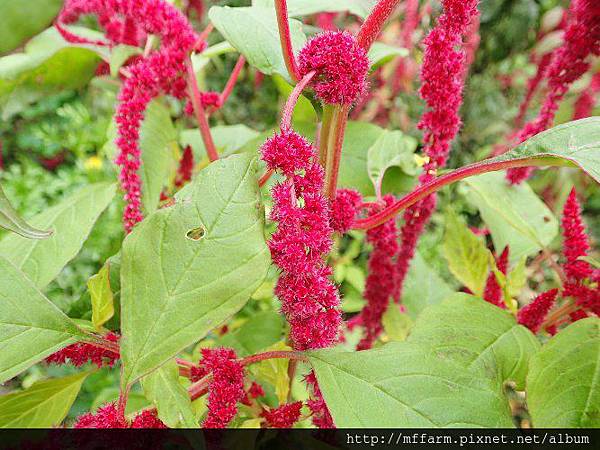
[507,0,600,184]
[241,381,265,406]
[304,371,334,428]
[573,72,600,120]
[59,0,199,232]
[330,189,363,234]
[46,332,120,368]
[74,403,129,429]
[200,91,223,109]
[130,410,168,428]
[517,289,559,333]
[175,145,194,188]
[561,188,593,282]
[394,0,479,302]
[358,196,399,350]
[483,246,509,308]
[298,31,370,105]
[261,401,303,428]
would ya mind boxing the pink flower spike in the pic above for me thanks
[561,188,593,282]
[483,246,509,308]
[74,403,128,429]
[261,402,303,428]
[46,332,120,368]
[517,289,559,333]
[130,410,168,428]
[330,189,363,234]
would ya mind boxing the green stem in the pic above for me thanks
[324,105,350,199]
[319,105,334,167]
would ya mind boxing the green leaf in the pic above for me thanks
[368,42,408,69]
[527,318,600,427]
[208,6,306,79]
[0,184,51,239]
[0,27,105,119]
[506,256,527,298]
[381,302,413,342]
[0,256,86,384]
[254,341,291,404]
[110,44,143,78]
[120,154,270,387]
[308,342,513,427]
[407,294,540,389]
[401,252,454,319]
[254,0,377,19]
[579,255,600,269]
[367,130,417,197]
[141,360,198,428]
[464,172,558,264]
[442,210,492,296]
[218,311,284,357]
[180,124,260,161]
[88,263,114,331]
[0,0,63,55]
[0,183,116,290]
[0,372,89,428]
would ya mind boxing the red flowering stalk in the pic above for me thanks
[561,188,593,281]
[241,381,265,406]
[75,404,166,428]
[330,189,363,234]
[194,348,246,429]
[130,410,168,428]
[391,0,420,95]
[564,283,600,316]
[517,289,559,333]
[304,371,334,428]
[46,332,120,368]
[357,196,399,350]
[483,246,509,308]
[298,31,370,106]
[174,146,194,189]
[513,53,554,129]
[356,0,401,51]
[274,0,300,81]
[395,0,479,301]
[573,72,600,119]
[261,402,303,428]
[507,0,600,184]
[316,12,338,31]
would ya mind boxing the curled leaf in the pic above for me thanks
[0,185,51,239]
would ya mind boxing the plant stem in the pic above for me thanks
[194,23,214,50]
[542,248,567,285]
[324,105,350,199]
[352,156,575,230]
[185,59,219,162]
[357,0,402,51]
[280,71,316,131]
[541,301,578,330]
[274,0,300,82]
[319,105,334,167]
[218,55,246,106]
[259,168,275,187]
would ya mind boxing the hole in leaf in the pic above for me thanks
[186,226,206,241]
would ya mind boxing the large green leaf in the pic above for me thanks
[88,263,114,331]
[120,154,270,387]
[308,342,513,427]
[0,256,86,384]
[218,311,284,356]
[0,372,89,428]
[0,27,104,119]
[408,294,540,389]
[442,210,491,297]
[527,318,600,427]
[209,6,306,78]
[180,125,260,161]
[463,172,558,264]
[141,360,197,428]
[0,0,63,55]
[0,184,51,239]
[368,43,408,69]
[0,183,116,290]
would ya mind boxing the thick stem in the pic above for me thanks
[280,71,316,131]
[324,105,350,199]
[274,0,300,82]
[219,55,246,106]
[186,60,219,162]
[352,156,570,230]
[541,301,579,330]
[194,23,214,50]
[319,105,335,167]
[357,0,402,51]
[259,168,275,187]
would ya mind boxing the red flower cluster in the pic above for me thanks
[46,332,120,368]
[507,0,600,184]
[241,381,265,406]
[194,348,245,429]
[58,0,199,232]
[305,371,334,428]
[298,31,370,105]
[200,91,223,109]
[483,246,509,308]
[330,189,363,234]
[395,0,479,301]
[261,402,303,428]
[573,72,600,120]
[358,196,399,350]
[261,130,342,350]
[174,146,194,189]
[75,403,166,428]
[517,289,559,333]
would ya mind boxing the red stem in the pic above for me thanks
[280,71,316,131]
[357,0,402,51]
[274,0,300,82]
[186,60,219,162]
[325,105,350,199]
[194,23,214,50]
[352,156,567,230]
[259,168,275,187]
[219,55,246,106]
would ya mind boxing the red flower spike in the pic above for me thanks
[330,189,363,234]
[564,282,600,316]
[46,332,120,368]
[305,371,334,428]
[130,410,168,428]
[573,73,600,120]
[517,289,559,333]
[248,381,265,399]
[200,91,223,109]
[261,402,303,428]
[298,31,370,105]
[74,403,128,429]
[507,0,600,184]
[561,188,593,282]
[358,196,399,350]
[483,246,510,308]
[175,146,194,188]
[199,348,245,429]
